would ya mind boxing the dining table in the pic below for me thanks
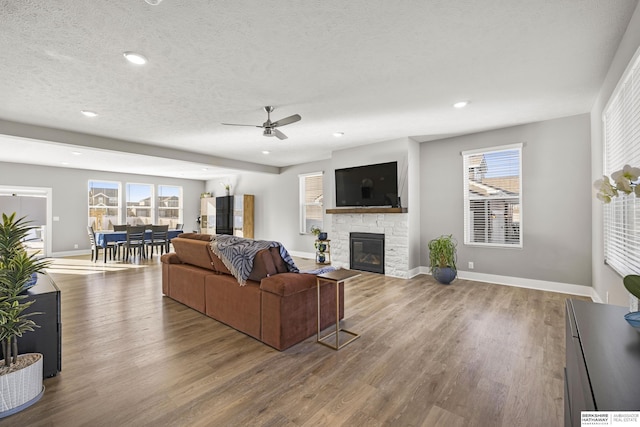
[94,229,184,257]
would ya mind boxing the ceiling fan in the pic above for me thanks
[222,106,301,140]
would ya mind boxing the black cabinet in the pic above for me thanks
[565,299,640,426]
[11,273,61,378]
[216,195,233,235]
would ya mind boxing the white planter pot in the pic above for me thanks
[0,353,44,418]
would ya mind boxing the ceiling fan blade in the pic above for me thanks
[274,129,288,140]
[221,123,262,127]
[271,114,301,128]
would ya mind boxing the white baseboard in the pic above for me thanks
[455,270,595,300]
[51,249,91,258]
[289,250,315,260]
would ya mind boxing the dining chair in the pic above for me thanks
[175,223,184,230]
[123,225,147,261]
[146,224,169,258]
[87,225,116,262]
[112,225,128,258]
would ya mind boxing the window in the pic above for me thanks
[463,144,522,248]
[299,172,323,234]
[157,185,183,228]
[602,50,640,276]
[126,183,153,226]
[88,180,121,231]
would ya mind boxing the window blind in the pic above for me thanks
[602,51,640,277]
[462,144,522,248]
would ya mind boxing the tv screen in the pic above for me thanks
[335,161,398,207]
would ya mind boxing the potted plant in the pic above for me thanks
[0,213,51,417]
[310,225,328,241]
[428,234,457,284]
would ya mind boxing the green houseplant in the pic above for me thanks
[428,234,457,284]
[0,212,51,417]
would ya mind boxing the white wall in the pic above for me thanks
[420,114,592,288]
[206,159,331,256]
[591,4,640,307]
[0,161,205,255]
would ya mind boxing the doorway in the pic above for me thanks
[0,186,52,257]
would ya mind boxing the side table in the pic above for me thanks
[316,268,361,350]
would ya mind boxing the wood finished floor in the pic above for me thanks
[1,255,587,427]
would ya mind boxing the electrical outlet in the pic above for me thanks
[74,244,78,249]
[468,261,474,269]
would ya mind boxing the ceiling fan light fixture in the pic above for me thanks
[263,129,276,137]
[123,51,148,65]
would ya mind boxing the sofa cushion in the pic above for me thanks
[260,272,317,297]
[179,232,213,241]
[269,247,288,273]
[248,249,278,282]
[171,237,216,271]
[210,252,232,275]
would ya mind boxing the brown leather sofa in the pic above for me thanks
[160,233,343,350]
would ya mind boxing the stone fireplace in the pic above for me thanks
[330,211,409,278]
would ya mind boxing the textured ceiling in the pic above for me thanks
[0,0,638,179]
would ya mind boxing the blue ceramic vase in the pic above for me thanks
[433,267,457,285]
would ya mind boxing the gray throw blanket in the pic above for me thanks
[210,235,299,285]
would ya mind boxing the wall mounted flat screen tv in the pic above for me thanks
[335,161,399,207]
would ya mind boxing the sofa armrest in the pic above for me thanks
[161,253,182,264]
[260,273,317,297]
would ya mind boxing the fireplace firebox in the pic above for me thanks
[350,232,385,274]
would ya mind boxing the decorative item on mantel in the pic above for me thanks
[593,164,640,313]
[221,183,231,196]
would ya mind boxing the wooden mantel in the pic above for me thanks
[326,207,407,214]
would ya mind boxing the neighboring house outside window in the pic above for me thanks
[300,172,324,234]
[463,144,523,248]
[157,185,183,229]
[126,183,153,225]
[88,180,121,231]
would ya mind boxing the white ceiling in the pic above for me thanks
[0,0,638,180]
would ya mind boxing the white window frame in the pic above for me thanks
[157,185,183,228]
[601,47,640,277]
[462,143,523,248]
[125,182,154,226]
[88,180,121,231]
[299,172,324,234]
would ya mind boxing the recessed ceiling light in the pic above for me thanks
[71,151,82,156]
[333,132,344,138]
[145,0,163,4]
[453,101,469,109]
[123,51,148,65]
[81,110,98,117]
[61,162,69,165]
[262,151,270,155]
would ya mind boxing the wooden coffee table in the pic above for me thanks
[316,268,361,350]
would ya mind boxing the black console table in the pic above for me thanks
[17,272,61,378]
[565,299,640,426]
